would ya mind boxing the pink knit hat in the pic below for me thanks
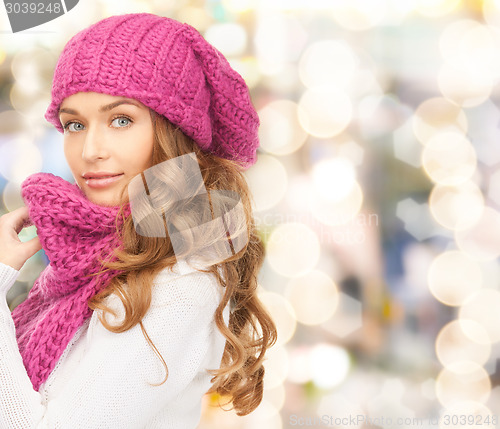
[44,13,260,169]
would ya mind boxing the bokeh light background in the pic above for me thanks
[2,0,500,428]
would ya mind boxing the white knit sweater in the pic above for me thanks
[0,260,230,428]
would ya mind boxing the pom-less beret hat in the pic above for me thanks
[44,12,260,169]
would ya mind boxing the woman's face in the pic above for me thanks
[58,91,155,206]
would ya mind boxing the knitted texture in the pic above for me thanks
[44,12,260,169]
[11,172,129,391]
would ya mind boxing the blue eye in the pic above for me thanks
[62,115,133,133]
[112,116,132,127]
[64,122,84,132]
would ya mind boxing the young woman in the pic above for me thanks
[0,12,277,428]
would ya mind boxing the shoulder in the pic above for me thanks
[97,260,224,324]
[151,258,224,309]
[100,258,224,323]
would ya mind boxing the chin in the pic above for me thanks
[81,182,128,207]
[84,191,120,207]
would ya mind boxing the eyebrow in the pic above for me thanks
[58,99,142,117]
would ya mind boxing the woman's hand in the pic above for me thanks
[0,206,42,271]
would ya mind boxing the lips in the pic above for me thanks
[82,172,123,179]
[84,173,124,189]
[87,175,117,179]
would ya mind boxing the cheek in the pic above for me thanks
[123,138,154,172]
[63,143,80,172]
[142,143,155,169]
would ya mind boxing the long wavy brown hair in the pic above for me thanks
[86,109,277,416]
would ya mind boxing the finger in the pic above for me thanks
[31,236,42,253]
[10,206,29,234]
[24,236,42,259]
[0,207,22,232]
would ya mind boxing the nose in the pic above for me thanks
[81,124,110,162]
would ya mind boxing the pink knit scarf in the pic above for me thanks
[11,172,130,391]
